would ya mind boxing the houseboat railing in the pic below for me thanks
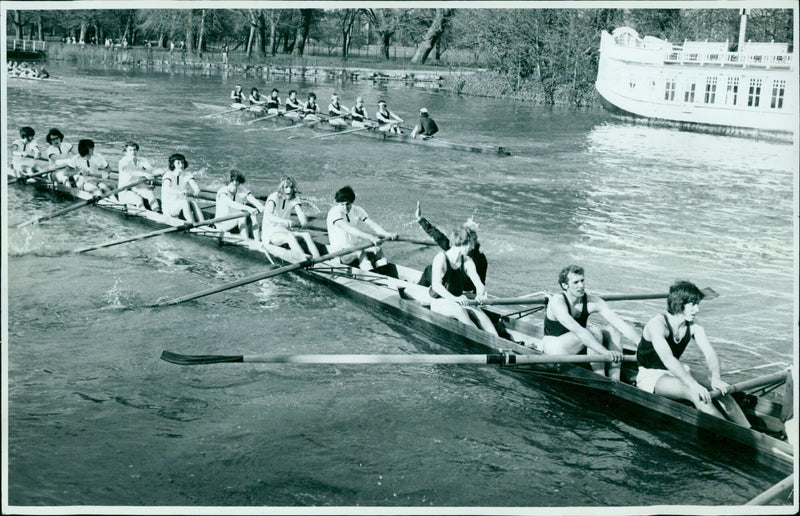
[7,39,47,52]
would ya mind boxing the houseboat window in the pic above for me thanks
[770,80,786,109]
[725,77,739,105]
[684,82,696,103]
[664,80,676,101]
[704,77,718,104]
[748,78,762,107]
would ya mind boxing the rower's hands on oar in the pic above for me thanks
[710,377,731,396]
[689,380,713,404]
[607,350,624,363]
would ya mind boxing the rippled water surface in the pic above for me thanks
[3,62,797,511]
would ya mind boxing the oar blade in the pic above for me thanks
[160,350,244,365]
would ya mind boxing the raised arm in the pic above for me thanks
[415,202,450,250]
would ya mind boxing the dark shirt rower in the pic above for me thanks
[411,108,439,139]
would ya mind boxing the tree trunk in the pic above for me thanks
[411,9,452,64]
[11,10,23,39]
[185,10,194,53]
[268,13,277,55]
[197,9,205,54]
[79,21,86,43]
[380,31,393,60]
[37,12,42,40]
[291,9,313,56]
[257,11,267,56]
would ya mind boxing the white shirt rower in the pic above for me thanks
[215,169,264,240]
[117,142,160,212]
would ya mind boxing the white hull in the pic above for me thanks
[596,27,797,141]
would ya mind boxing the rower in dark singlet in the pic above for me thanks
[544,293,588,336]
[637,315,692,370]
[429,254,466,298]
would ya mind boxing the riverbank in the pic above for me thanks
[45,42,600,107]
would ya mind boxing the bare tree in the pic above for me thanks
[291,8,313,56]
[334,9,360,59]
[411,8,453,64]
[364,9,405,60]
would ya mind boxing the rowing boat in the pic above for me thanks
[192,101,511,156]
[7,168,793,476]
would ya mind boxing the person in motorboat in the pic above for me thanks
[261,176,320,260]
[160,153,203,223]
[302,92,321,122]
[230,84,246,109]
[248,87,266,110]
[542,265,639,380]
[635,280,745,423]
[215,169,264,240]
[326,185,397,276]
[414,201,487,292]
[117,142,161,213]
[265,88,281,115]
[65,139,112,194]
[428,226,497,335]
[411,108,439,139]
[284,90,302,119]
[375,100,403,133]
[327,93,350,127]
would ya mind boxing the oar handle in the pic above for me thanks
[709,369,789,399]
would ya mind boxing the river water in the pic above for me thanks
[3,63,797,512]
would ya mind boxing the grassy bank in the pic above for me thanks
[46,43,600,107]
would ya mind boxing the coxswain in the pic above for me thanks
[39,68,50,79]
[349,97,372,128]
[284,90,302,119]
[303,92,321,122]
[215,169,264,240]
[160,153,203,222]
[249,87,266,109]
[326,185,397,276]
[411,108,439,139]
[230,84,246,109]
[65,139,111,194]
[265,88,281,115]
[261,176,320,259]
[117,142,160,212]
[542,265,639,380]
[375,100,403,134]
[327,93,350,127]
[428,226,497,335]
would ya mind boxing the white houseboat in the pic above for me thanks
[595,11,796,141]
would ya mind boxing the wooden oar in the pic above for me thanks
[7,164,67,185]
[154,238,388,307]
[746,474,794,505]
[200,106,245,119]
[246,112,282,124]
[310,126,370,140]
[160,350,636,366]
[304,225,436,246]
[709,369,789,400]
[468,287,719,306]
[74,211,251,253]
[13,177,150,229]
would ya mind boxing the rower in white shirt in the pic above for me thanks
[117,142,160,212]
[65,139,111,193]
[215,169,264,240]
[11,126,41,176]
[326,185,397,276]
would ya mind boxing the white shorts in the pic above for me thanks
[636,364,691,393]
